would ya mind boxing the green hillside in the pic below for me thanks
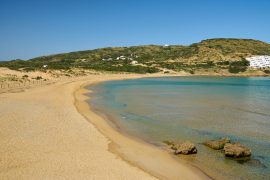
[1,38,270,74]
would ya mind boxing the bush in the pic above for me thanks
[230,59,250,66]
[217,61,230,65]
[36,76,43,80]
[228,66,247,73]
[206,61,214,66]
[23,67,36,71]
[264,70,270,74]
[228,59,249,73]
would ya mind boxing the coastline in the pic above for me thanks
[3,71,265,179]
[74,74,211,180]
[0,72,210,180]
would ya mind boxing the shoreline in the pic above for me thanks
[74,74,212,180]
[0,72,226,179]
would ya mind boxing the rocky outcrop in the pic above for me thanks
[224,142,251,158]
[171,141,197,155]
[204,137,230,150]
[164,139,253,159]
[164,140,197,155]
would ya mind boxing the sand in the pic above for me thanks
[0,73,209,180]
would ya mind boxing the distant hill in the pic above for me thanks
[1,38,270,74]
[190,38,270,61]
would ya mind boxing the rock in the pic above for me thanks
[224,142,251,158]
[204,137,230,150]
[163,140,198,155]
[172,141,197,155]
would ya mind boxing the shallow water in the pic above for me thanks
[88,77,270,179]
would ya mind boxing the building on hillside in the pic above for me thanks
[246,56,270,68]
[102,58,113,61]
[163,44,169,47]
[131,60,138,65]
[116,56,126,60]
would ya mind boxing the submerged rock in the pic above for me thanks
[224,142,251,158]
[163,140,197,155]
[204,137,230,150]
[172,141,197,155]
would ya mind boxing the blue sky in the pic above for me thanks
[0,0,270,61]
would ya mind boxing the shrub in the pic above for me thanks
[36,76,42,80]
[206,61,214,66]
[230,59,250,66]
[228,59,249,73]
[217,61,230,65]
[228,66,247,73]
[264,70,270,74]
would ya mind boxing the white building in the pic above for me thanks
[246,56,270,68]
[131,60,138,65]
[116,56,126,60]
[102,58,113,61]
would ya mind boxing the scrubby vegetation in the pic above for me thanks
[264,70,270,74]
[228,59,250,73]
[1,38,270,74]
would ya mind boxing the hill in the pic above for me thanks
[1,38,270,74]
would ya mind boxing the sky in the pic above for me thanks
[0,0,270,61]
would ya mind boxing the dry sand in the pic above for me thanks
[0,73,210,180]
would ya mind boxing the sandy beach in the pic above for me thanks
[0,73,210,180]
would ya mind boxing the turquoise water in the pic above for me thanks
[88,77,270,179]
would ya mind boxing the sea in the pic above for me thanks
[87,77,270,179]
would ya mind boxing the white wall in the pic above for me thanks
[246,56,270,68]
